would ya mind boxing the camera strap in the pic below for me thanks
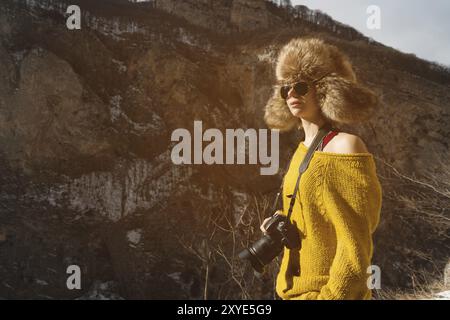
[285,123,333,223]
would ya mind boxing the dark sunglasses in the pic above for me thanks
[280,81,310,100]
[279,75,327,100]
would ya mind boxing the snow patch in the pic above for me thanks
[257,46,277,63]
[112,59,127,73]
[434,290,450,300]
[232,190,249,226]
[110,95,123,122]
[35,279,49,286]
[76,281,124,300]
[127,229,143,248]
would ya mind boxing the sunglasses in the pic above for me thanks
[279,75,327,100]
[280,81,310,100]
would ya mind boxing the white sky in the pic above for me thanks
[292,0,450,66]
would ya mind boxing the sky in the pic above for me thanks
[291,0,450,66]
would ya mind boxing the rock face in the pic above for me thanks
[153,0,270,33]
[1,48,112,173]
[230,0,269,32]
[0,0,449,299]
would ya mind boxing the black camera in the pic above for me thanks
[238,211,301,273]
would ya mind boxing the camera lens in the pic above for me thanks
[238,234,284,273]
[238,248,265,273]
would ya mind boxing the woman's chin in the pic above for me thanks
[290,108,304,117]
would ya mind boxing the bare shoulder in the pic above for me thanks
[324,132,369,154]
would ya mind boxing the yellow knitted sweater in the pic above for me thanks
[276,141,382,300]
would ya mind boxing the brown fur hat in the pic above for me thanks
[264,37,379,131]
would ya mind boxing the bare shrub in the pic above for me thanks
[373,150,450,298]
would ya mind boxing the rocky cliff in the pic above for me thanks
[0,0,449,299]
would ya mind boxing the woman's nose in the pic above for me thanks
[287,86,295,98]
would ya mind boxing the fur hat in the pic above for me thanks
[264,37,379,131]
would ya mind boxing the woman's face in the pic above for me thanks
[285,82,320,120]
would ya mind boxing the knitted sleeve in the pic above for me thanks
[317,155,382,300]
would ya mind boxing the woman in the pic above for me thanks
[262,37,383,300]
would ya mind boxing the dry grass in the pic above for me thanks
[376,276,449,300]
[372,147,450,299]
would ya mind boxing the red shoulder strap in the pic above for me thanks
[321,130,339,150]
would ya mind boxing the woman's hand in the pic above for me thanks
[260,210,284,233]
[260,217,272,234]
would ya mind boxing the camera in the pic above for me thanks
[238,211,301,273]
